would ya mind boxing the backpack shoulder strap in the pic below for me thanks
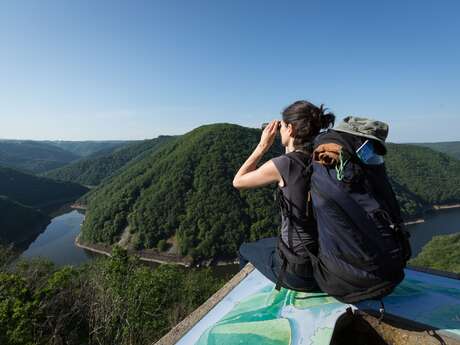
[287,151,314,219]
[285,151,310,167]
[311,162,384,251]
[277,151,316,252]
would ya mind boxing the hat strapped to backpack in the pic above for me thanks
[333,116,389,155]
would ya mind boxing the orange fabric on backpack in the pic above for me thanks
[313,143,343,166]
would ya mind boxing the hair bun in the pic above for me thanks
[318,104,335,130]
[282,100,335,151]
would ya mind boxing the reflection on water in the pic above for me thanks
[13,221,50,252]
[20,210,92,266]
[408,207,460,257]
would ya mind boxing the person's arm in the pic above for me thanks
[233,120,282,190]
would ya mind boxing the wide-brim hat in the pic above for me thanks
[334,116,389,155]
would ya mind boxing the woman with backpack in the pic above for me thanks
[233,100,335,291]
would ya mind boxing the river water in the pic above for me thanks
[19,209,93,266]
[19,207,460,268]
[407,207,460,257]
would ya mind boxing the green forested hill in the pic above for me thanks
[385,144,460,205]
[0,166,88,209]
[80,124,460,262]
[44,140,134,157]
[0,140,80,173]
[413,141,460,161]
[44,136,176,186]
[0,196,49,246]
[81,124,283,261]
[410,233,460,274]
[386,177,425,218]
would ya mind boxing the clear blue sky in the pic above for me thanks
[0,0,459,142]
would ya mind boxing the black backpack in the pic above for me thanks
[276,130,411,304]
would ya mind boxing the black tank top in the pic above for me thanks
[272,152,318,257]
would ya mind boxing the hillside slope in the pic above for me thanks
[0,166,88,210]
[410,233,460,274]
[44,140,134,157]
[80,124,283,261]
[44,136,176,186]
[385,143,460,205]
[80,124,460,262]
[0,140,80,173]
[0,196,50,247]
[413,141,460,161]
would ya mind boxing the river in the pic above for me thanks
[407,207,460,257]
[19,209,93,266]
[18,207,460,269]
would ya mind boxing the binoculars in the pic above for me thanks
[261,122,281,130]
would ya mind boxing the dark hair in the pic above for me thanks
[282,100,335,152]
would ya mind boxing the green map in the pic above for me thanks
[176,268,460,345]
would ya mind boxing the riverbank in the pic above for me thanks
[73,202,460,267]
[75,234,239,267]
[404,203,460,226]
[433,203,460,210]
[70,203,87,211]
[405,219,425,226]
[74,234,193,266]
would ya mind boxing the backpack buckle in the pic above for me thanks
[371,209,393,228]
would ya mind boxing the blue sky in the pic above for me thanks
[0,0,459,142]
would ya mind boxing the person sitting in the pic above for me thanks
[233,100,335,291]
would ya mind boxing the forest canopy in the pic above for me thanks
[409,233,460,274]
[80,124,460,262]
[0,245,223,345]
[44,136,176,186]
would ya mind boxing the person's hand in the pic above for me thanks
[258,120,279,152]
